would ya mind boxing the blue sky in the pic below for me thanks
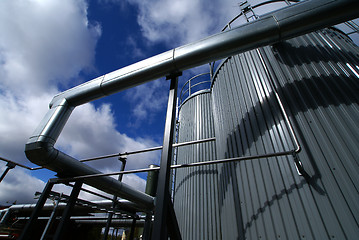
[0,0,358,205]
[0,0,243,204]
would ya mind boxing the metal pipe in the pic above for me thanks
[73,219,145,227]
[40,193,62,240]
[18,181,55,240]
[145,164,160,197]
[80,137,215,162]
[66,182,114,201]
[25,0,359,215]
[53,181,83,240]
[0,163,15,183]
[59,150,297,181]
[103,158,127,240]
[129,218,137,240]
[152,75,180,240]
[0,156,43,171]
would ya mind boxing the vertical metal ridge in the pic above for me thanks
[210,28,359,239]
[174,92,218,240]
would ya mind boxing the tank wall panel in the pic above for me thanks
[211,29,359,239]
[173,92,219,240]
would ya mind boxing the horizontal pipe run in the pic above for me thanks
[59,150,296,181]
[66,183,113,201]
[24,0,359,215]
[15,217,145,227]
[173,137,216,148]
[80,137,216,162]
[73,219,145,227]
[48,0,359,108]
[3,200,142,218]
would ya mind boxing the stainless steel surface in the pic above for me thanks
[209,28,359,239]
[24,0,359,223]
[152,75,180,240]
[79,137,215,162]
[173,92,219,240]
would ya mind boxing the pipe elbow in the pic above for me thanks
[25,141,58,168]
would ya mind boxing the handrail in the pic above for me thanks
[56,150,300,182]
[79,137,216,163]
[24,0,359,211]
[0,156,43,171]
[178,72,211,106]
[222,0,300,32]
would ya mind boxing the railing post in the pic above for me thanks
[0,162,16,183]
[19,180,55,240]
[103,157,127,240]
[40,193,62,240]
[53,180,83,240]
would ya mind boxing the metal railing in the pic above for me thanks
[0,156,43,183]
[178,72,211,107]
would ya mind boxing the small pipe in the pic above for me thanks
[66,183,114,201]
[58,150,296,181]
[24,0,359,214]
[103,158,127,240]
[40,193,62,240]
[0,166,12,183]
[0,156,43,171]
[80,137,216,162]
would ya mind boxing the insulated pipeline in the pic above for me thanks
[25,0,359,211]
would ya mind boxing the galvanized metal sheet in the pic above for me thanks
[211,28,359,239]
[174,92,219,240]
[175,28,359,239]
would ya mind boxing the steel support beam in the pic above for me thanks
[167,196,181,240]
[53,180,83,240]
[40,193,62,240]
[129,218,137,240]
[103,157,127,240]
[151,73,181,240]
[24,0,359,214]
[143,214,153,240]
[19,180,54,240]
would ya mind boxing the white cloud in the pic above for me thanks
[0,0,101,96]
[57,102,160,172]
[0,92,54,165]
[0,165,45,204]
[127,0,240,46]
[126,36,146,59]
[0,0,157,205]
[124,79,169,126]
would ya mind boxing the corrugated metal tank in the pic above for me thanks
[211,28,359,239]
[173,91,219,240]
[174,27,359,239]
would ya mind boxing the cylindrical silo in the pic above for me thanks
[211,27,359,239]
[173,90,219,240]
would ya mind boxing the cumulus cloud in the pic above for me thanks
[123,79,169,126]
[57,102,160,171]
[0,166,45,204]
[0,92,54,165]
[117,0,244,123]
[127,0,240,46]
[0,0,157,205]
[0,0,101,95]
